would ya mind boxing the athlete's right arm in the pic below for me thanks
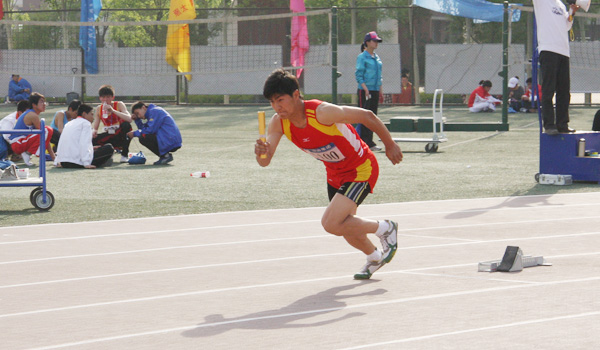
[255,114,284,167]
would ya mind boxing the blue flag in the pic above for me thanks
[412,0,521,23]
[79,0,103,74]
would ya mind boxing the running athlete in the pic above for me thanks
[255,69,403,279]
[91,85,133,163]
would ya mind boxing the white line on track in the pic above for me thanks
[2,211,600,247]
[2,252,599,319]
[25,276,600,350]
[2,191,599,231]
[2,228,599,266]
[339,311,600,349]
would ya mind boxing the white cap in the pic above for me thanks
[508,77,519,88]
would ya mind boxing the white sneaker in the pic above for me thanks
[378,220,398,264]
[120,156,129,163]
[354,255,386,280]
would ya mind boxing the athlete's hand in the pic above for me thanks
[385,142,403,165]
[255,138,270,158]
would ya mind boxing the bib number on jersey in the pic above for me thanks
[303,143,346,163]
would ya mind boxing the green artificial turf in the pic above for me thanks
[1,103,598,227]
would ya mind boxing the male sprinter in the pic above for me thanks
[255,69,403,279]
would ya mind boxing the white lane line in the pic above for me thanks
[25,276,600,350]
[3,252,599,319]
[0,235,332,265]
[339,311,600,350]
[3,191,599,232]
[2,229,599,266]
[2,211,600,246]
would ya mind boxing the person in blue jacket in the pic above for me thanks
[355,31,383,151]
[128,102,182,165]
[8,75,32,102]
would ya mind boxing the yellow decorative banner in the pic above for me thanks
[166,0,196,81]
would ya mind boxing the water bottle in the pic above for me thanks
[191,171,210,178]
[102,103,108,119]
[578,138,586,157]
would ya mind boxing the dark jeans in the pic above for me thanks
[539,51,570,129]
[93,122,132,155]
[357,89,380,147]
[60,144,115,168]
[138,133,180,157]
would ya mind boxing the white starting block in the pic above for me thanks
[478,246,552,272]
[537,174,573,186]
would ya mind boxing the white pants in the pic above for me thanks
[469,101,496,113]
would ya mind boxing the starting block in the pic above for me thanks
[478,246,552,272]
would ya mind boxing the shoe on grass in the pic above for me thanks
[120,156,129,163]
[154,153,173,165]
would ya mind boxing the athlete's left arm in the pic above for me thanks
[316,103,403,165]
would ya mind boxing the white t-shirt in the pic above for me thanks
[0,111,18,142]
[54,117,94,166]
[533,0,573,57]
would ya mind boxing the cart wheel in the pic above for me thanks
[425,143,438,153]
[535,173,540,183]
[30,187,43,206]
[32,190,55,211]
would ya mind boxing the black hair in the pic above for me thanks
[526,77,533,84]
[77,104,93,116]
[360,43,366,52]
[481,80,492,88]
[401,74,408,79]
[131,101,147,114]
[98,85,115,97]
[28,92,45,106]
[68,99,81,112]
[17,100,30,113]
[263,69,302,100]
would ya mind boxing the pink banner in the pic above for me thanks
[290,0,308,78]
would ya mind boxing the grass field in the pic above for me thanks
[1,102,599,227]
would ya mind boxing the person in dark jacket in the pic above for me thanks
[128,102,182,165]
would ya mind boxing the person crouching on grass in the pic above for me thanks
[128,102,182,165]
[255,68,403,280]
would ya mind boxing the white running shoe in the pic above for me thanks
[354,256,386,280]
[378,220,398,264]
[120,156,129,163]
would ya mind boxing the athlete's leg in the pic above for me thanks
[321,193,378,255]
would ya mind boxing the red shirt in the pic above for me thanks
[468,86,491,107]
[280,99,379,191]
[100,101,121,127]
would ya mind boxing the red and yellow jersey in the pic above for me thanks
[280,99,379,191]
[100,101,121,127]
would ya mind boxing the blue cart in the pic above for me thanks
[0,119,55,210]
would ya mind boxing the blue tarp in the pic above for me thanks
[412,0,521,23]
